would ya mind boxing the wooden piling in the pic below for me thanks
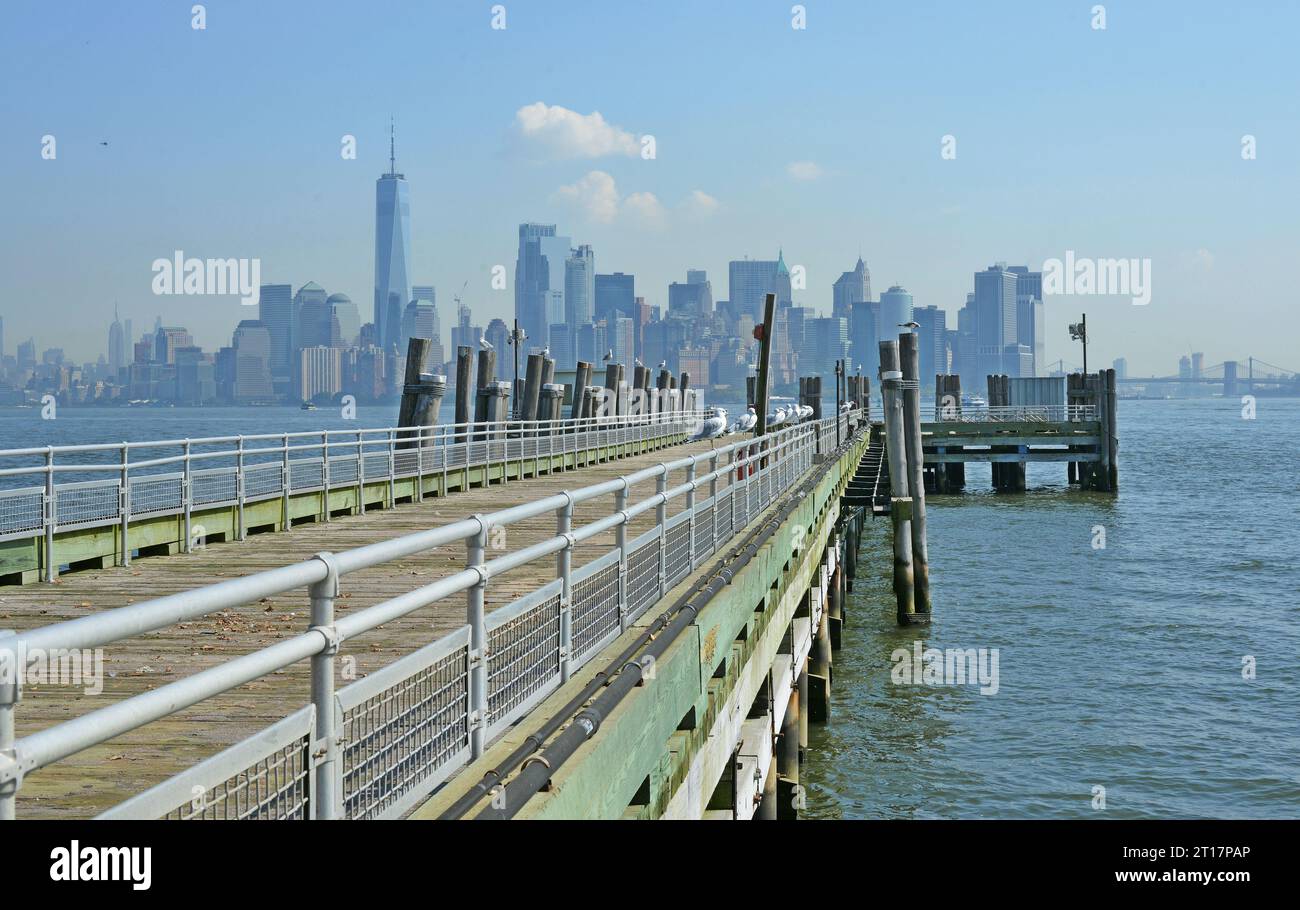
[571,361,592,421]
[1106,368,1119,491]
[521,353,544,422]
[878,339,918,624]
[899,332,931,615]
[454,346,472,442]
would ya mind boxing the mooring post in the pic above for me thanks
[797,666,809,755]
[1106,368,1119,492]
[454,346,472,444]
[522,353,544,423]
[879,341,918,624]
[828,538,844,650]
[899,333,931,615]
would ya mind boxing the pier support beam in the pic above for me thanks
[776,684,800,819]
[454,346,472,443]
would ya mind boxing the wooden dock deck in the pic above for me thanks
[1,438,723,818]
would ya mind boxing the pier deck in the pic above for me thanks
[1,438,720,818]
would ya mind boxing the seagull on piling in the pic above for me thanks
[899,321,920,329]
[479,337,494,351]
[603,349,613,362]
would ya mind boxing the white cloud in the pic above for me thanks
[515,102,639,159]
[786,160,824,181]
[553,170,621,222]
[553,172,713,229]
[683,189,720,218]
[624,191,666,228]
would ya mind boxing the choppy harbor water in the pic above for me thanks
[802,398,1300,818]
[2,399,1297,818]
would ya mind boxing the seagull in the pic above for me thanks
[899,321,920,329]
[657,360,667,370]
[603,349,613,362]
[99,141,109,147]
[542,346,550,358]
[731,407,758,434]
[479,337,494,351]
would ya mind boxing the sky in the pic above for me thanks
[1,0,1297,376]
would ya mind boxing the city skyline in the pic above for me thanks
[3,1,1297,375]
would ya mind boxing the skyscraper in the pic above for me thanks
[594,272,635,323]
[668,270,712,318]
[257,283,294,397]
[374,125,412,351]
[108,306,127,376]
[973,264,1018,380]
[328,293,361,348]
[565,244,595,329]
[231,320,274,403]
[295,281,331,349]
[728,251,792,322]
[878,286,915,348]
[832,256,871,320]
[515,223,570,349]
[912,305,947,385]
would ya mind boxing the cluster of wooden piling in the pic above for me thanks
[878,336,931,624]
[986,374,1026,492]
[398,337,700,440]
[931,374,965,492]
[1069,369,1119,492]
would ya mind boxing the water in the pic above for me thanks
[803,398,1300,818]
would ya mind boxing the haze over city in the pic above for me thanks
[2,0,1297,378]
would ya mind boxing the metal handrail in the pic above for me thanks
[928,404,1097,423]
[0,411,716,576]
[0,417,847,820]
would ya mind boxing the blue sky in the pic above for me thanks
[2,0,1297,375]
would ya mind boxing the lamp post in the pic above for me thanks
[507,319,527,418]
[1069,314,1088,377]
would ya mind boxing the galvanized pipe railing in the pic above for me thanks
[0,409,713,578]
[0,417,841,820]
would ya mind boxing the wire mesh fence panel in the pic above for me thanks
[191,467,238,507]
[625,527,662,620]
[98,707,315,820]
[328,454,360,485]
[570,549,621,667]
[714,488,733,547]
[663,510,692,589]
[693,500,714,569]
[242,463,283,500]
[0,486,44,539]
[289,458,325,492]
[392,450,420,477]
[362,452,391,480]
[444,440,467,468]
[53,479,120,529]
[487,580,563,737]
[129,473,183,517]
[337,627,472,820]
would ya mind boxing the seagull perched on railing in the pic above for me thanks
[696,408,727,440]
[730,406,758,434]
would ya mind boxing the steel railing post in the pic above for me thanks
[182,439,192,553]
[685,462,697,568]
[119,442,131,566]
[466,517,489,758]
[321,432,331,522]
[281,433,291,531]
[357,432,366,515]
[557,493,574,681]
[615,483,629,632]
[235,435,246,541]
[308,553,341,819]
[387,429,396,508]
[43,447,55,583]
[655,471,667,600]
[0,628,18,820]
